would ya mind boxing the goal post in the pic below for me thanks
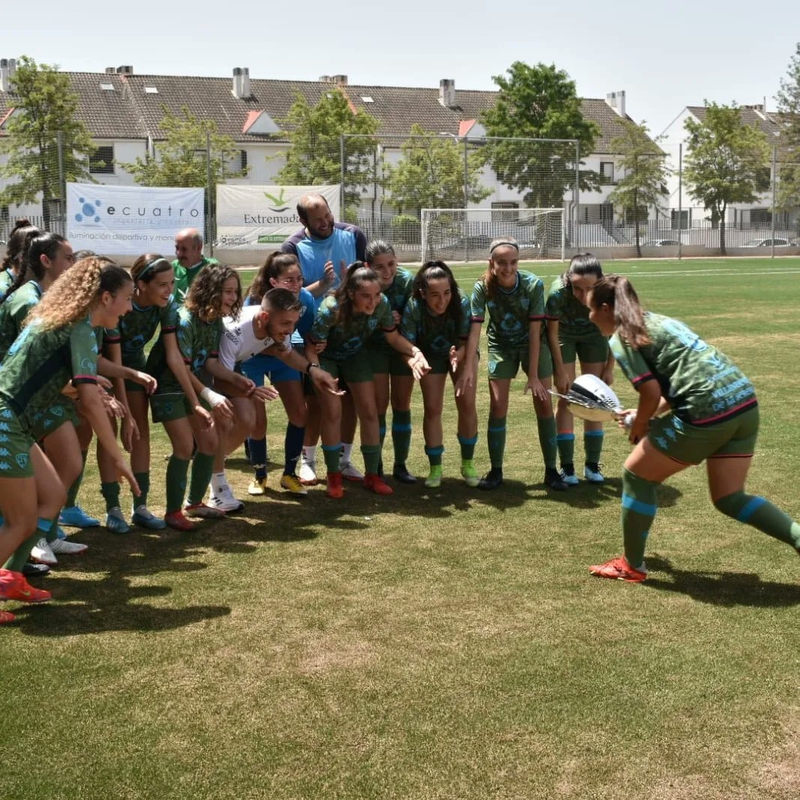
[420,207,565,263]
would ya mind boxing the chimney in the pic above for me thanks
[439,79,456,109]
[606,90,626,118]
[105,67,116,75]
[1,58,16,93]
[116,65,134,75]
[232,67,252,99]
[319,75,348,86]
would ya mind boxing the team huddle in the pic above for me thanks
[0,193,798,625]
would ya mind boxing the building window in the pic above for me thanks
[671,209,690,230]
[227,149,248,174]
[600,161,615,185]
[90,145,115,175]
[491,202,519,222]
[750,208,771,226]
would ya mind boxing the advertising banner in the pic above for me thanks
[67,183,205,255]
[216,184,340,248]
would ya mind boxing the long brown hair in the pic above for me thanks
[333,261,380,328]
[588,275,651,348]
[482,237,519,299]
[185,264,241,322]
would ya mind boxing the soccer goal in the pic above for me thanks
[420,207,565,263]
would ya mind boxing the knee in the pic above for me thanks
[713,490,749,519]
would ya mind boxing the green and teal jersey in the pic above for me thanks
[310,295,396,362]
[401,290,470,358]
[372,268,414,347]
[545,276,602,337]
[172,257,219,304]
[611,312,757,425]
[0,281,43,358]
[0,269,15,302]
[148,307,222,393]
[0,316,98,433]
[470,271,546,350]
[106,296,179,367]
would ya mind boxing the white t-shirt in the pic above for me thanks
[219,306,291,370]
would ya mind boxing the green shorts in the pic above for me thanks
[367,343,412,378]
[0,398,36,478]
[648,405,759,465]
[123,351,148,393]
[320,351,373,385]
[30,397,79,441]
[151,392,192,423]
[559,332,609,365]
[488,342,553,381]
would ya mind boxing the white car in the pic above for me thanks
[741,237,794,248]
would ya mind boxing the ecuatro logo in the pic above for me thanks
[263,188,289,212]
[75,196,102,223]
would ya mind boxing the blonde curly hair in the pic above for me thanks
[26,256,132,331]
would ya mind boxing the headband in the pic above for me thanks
[137,257,170,280]
[489,240,519,255]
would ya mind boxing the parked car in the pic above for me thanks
[642,239,682,247]
[741,238,793,248]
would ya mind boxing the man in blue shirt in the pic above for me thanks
[282,194,368,482]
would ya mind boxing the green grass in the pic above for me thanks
[2,257,800,799]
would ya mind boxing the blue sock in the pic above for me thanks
[248,437,267,480]
[284,423,305,476]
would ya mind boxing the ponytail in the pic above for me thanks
[589,275,650,348]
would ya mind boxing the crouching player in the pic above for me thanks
[205,287,342,510]
[587,275,800,582]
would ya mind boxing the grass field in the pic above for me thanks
[2,257,799,799]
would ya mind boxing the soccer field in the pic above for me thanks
[2,258,799,799]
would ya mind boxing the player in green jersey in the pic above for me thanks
[100,254,197,533]
[401,261,478,489]
[0,220,40,302]
[147,265,234,531]
[0,258,139,623]
[307,262,430,499]
[466,238,568,491]
[586,275,800,582]
[546,254,616,485]
[364,241,417,483]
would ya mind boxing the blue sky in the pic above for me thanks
[3,0,799,135]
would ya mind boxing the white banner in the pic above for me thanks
[215,184,340,248]
[66,183,205,256]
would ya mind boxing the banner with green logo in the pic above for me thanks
[216,184,340,248]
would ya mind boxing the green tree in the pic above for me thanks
[683,102,771,254]
[274,91,379,215]
[384,125,491,217]
[480,62,601,210]
[776,42,800,230]
[120,106,245,190]
[0,55,96,229]
[607,120,668,257]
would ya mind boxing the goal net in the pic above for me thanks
[420,207,565,263]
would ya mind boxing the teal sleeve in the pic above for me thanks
[400,300,418,344]
[377,296,395,330]
[470,281,486,320]
[528,277,546,319]
[310,298,336,343]
[70,319,99,384]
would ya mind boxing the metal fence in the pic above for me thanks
[2,132,800,262]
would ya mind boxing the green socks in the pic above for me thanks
[321,443,341,474]
[360,443,381,475]
[65,449,89,507]
[425,445,444,467]
[536,416,558,470]
[101,481,121,513]
[392,409,412,465]
[166,456,190,513]
[621,467,659,569]
[557,431,575,467]
[714,491,800,549]
[134,472,150,509]
[584,429,605,466]
[188,452,215,506]
[487,416,506,469]
[3,518,55,572]
[457,433,477,461]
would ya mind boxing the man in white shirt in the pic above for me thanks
[204,288,342,510]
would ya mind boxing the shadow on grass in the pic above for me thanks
[645,555,800,607]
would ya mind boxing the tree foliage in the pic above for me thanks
[480,62,600,208]
[120,106,245,197]
[384,125,491,217]
[683,102,770,254]
[776,42,800,221]
[275,91,379,213]
[607,120,668,256]
[0,55,96,228]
